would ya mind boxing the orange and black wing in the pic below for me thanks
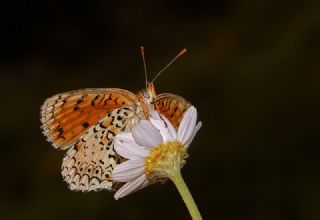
[41,88,138,150]
[155,93,191,128]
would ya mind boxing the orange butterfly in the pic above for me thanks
[41,47,191,191]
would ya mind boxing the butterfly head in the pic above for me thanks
[137,47,187,118]
[137,82,156,105]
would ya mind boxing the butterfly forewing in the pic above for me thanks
[155,93,191,128]
[61,106,136,191]
[41,89,138,150]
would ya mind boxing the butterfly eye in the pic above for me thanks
[143,89,150,99]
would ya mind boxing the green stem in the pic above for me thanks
[169,170,202,220]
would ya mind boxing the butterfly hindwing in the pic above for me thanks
[155,93,191,128]
[41,89,138,150]
[61,106,136,191]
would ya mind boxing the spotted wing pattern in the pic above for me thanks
[41,89,138,150]
[155,93,191,128]
[61,107,136,191]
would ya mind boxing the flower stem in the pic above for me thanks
[169,170,202,220]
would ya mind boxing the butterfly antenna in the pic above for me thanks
[140,46,148,87]
[151,48,187,83]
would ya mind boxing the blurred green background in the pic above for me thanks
[1,1,319,219]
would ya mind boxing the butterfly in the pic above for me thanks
[40,47,191,192]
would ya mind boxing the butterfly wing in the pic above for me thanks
[155,93,191,128]
[41,89,138,150]
[62,106,137,191]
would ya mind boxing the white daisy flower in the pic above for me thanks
[112,106,202,200]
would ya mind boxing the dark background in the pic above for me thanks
[1,1,319,219]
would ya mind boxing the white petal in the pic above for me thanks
[160,114,177,140]
[114,174,149,200]
[150,110,162,121]
[132,120,163,148]
[149,111,163,130]
[185,121,202,148]
[115,132,135,144]
[149,112,174,142]
[112,159,145,182]
[114,133,149,159]
[177,106,198,144]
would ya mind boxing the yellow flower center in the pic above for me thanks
[145,141,188,181]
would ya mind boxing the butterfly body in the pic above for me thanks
[41,82,191,191]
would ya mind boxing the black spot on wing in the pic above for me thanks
[91,95,100,106]
[82,122,90,128]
